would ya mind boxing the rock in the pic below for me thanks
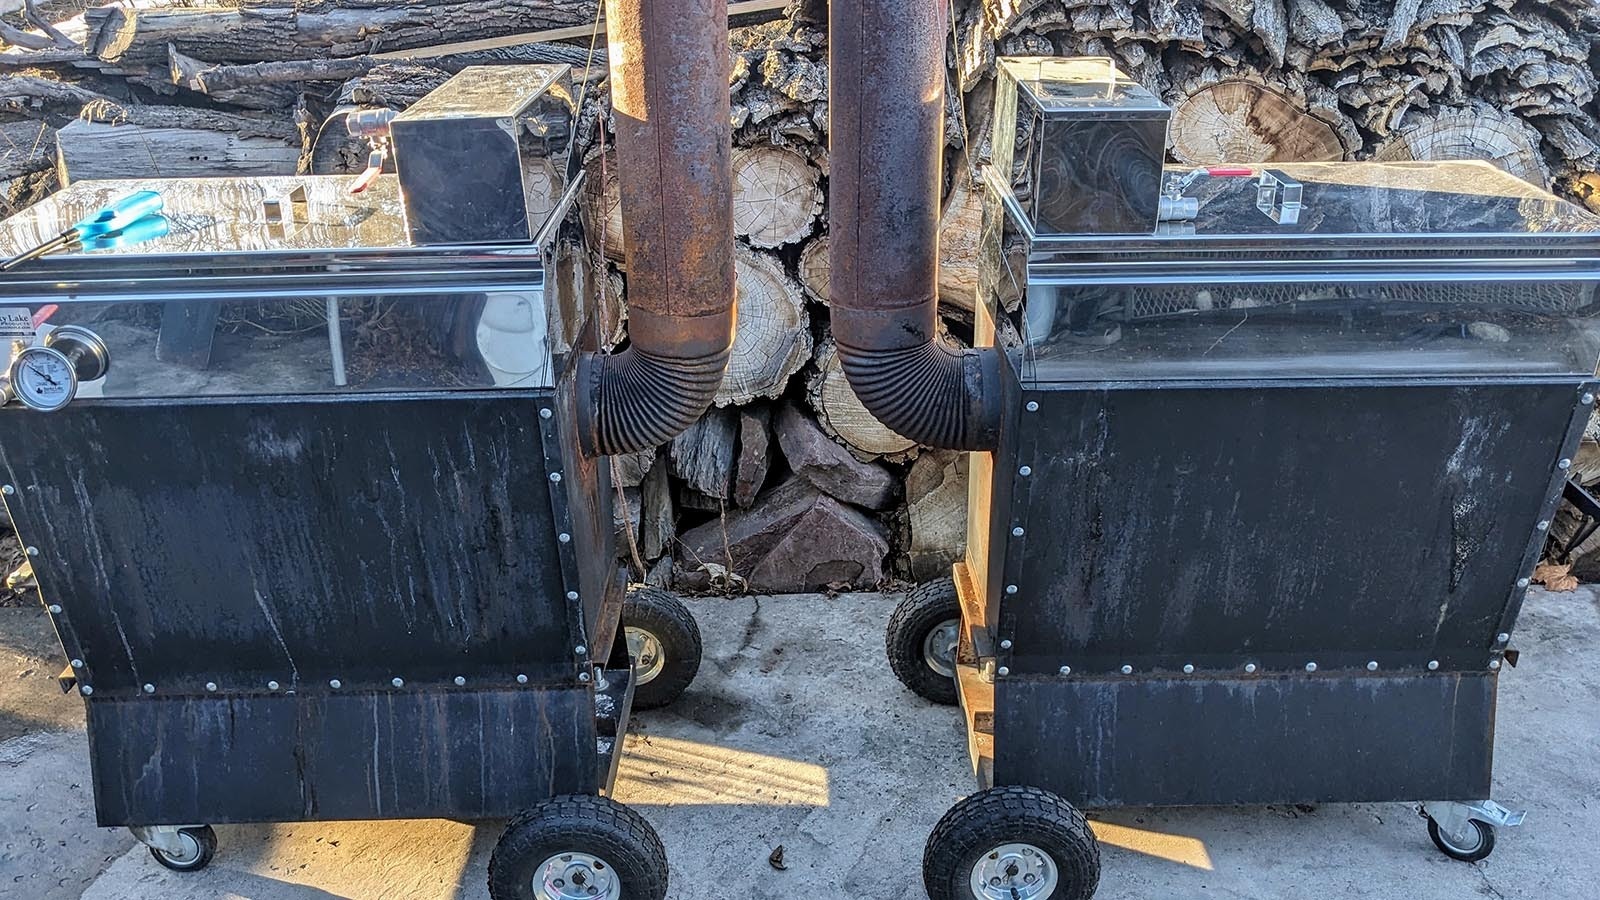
[774,403,896,510]
[673,478,890,592]
[906,450,969,581]
[735,404,773,509]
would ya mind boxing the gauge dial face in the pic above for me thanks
[11,346,77,411]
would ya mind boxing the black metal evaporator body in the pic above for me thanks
[0,126,636,826]
[963,126,1600,806]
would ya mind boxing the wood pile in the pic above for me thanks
[7,0,1600,590]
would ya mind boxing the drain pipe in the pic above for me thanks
[828,0,1001,451]
[579,0,737,455]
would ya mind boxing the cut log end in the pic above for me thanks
[716,247,812,407]
[1169,76,1352,165]
[731,144,822,248]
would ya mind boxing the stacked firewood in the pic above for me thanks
[6,0,1600,590]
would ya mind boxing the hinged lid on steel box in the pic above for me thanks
[390,64,577,245]
[992,57,1172,237]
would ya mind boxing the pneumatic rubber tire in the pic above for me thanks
[924,786,1102,900]
[886,578,962,705]
[488,795,668,900]
[621,587,702,710]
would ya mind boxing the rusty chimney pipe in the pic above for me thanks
[828,0,1001,451]
[579,0,737,455]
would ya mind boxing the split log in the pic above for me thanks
[797,233,828,304]
[612,448,655,488]
[1167,68,1356,164]
[0,119,55,182]
[673,477,889,593]
[1372,104,1550,187]
[730,144,822,248]
[806,339,917,461]
[733,404,771,509]
[57,101,300,181]
[775,402,895,510]
[938,170,983,314]
[580,151,624,263]
[670,407,738,507]
[639,449,675,560]
[716,247,811,406]
[84,1,599,68]
[906,449,968,581]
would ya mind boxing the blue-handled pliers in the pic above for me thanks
[1,191,165,271]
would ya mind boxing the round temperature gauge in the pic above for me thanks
[10,345,78,411]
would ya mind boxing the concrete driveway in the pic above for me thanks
[3,588,1598,900]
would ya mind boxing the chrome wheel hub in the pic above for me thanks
[626,627,667,685]
[970,842,1058,900]
[160,832,204,866]
[533,851,621,900]
[922,618,960,678]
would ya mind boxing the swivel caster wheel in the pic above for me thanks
[488,795,668,900]
[620,587,702,710]
[1427,814,1496,862]
[924,786,1101,900]
[887,578,962,705]
[136,824,217,872]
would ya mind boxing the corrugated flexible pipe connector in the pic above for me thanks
[579,0,737,455]
[828,0,1001,451]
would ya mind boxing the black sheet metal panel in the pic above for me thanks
[994,672,1495,807]
[87,687,597,826]
[0,392,578,695]
[999,380,1587,677]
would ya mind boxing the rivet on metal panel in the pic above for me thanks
[559,533,572,543]
[1305,662,1317,673]
[1005,584,1018,595]
[142,683,155,694]
[578,672,591,683]
[1497,632,1510,644]
[1120,664,1133,674]
[391,677,404,688]
[1,485,12,495]
[1182,663,1195,674]
[330,679,343,689]
[1517,577,1531,589]
[25,546,38,557]
[80,685,92,696]
[1244,663,1258,673]
[1537,520,1550,532]
[70,659,83,669]
[1367,661,1379,671]
[1427,660,1440,671]
[1018,466,1032,477]
[454,676,466,686]
[1011,526,1025,537]
[1025,401,1040,412]
[540,408,553,419]
[1059,666,1071,676]
[566,591,579,601]
[47,604,61,614]
[1489,660,1502,670]
[999,639,1012,650]
[1584,393,1595,406]
[268,681,280,691]
[206,682,218,692]
[516,674,529,684]
[997,666,1010,676]
[1560,458,1572,470]
[550,472,563,483]
[575,645,588,656]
